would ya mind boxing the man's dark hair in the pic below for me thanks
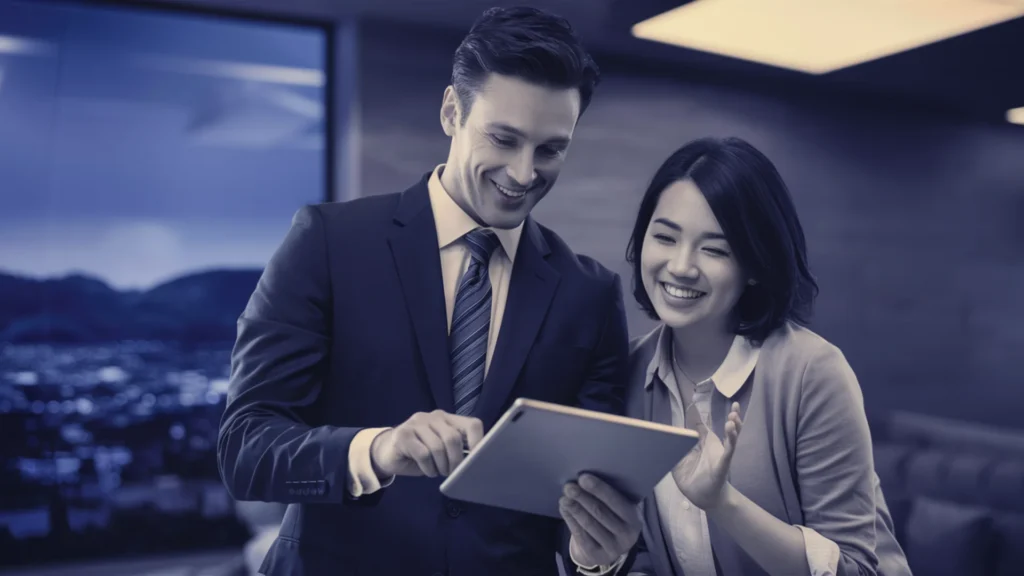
[451,6,601,124]
[626,137,820,344]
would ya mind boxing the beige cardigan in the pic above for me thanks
[624,322,912,576]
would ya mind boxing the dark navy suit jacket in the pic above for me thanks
[217,174,629,576]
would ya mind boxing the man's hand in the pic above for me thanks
[369,410,484,478]
[559,473,642,567]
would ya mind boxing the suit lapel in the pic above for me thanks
[387,176,454,412]
[473,218,560,428]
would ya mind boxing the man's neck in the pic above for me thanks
[438,165,488,228]
[438,164,457,199]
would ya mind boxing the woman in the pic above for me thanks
[620,137,911,576]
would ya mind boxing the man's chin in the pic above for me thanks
[474,202,529,229]
[490,207,533,228]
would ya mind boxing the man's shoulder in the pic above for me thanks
[628,325,661,357]
[292,192,405,242]
[309,191,402,222]
[309,174,431,229]
[533,220,618,287]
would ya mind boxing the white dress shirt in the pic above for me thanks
[643,327,843,576]
[346,163,523,498]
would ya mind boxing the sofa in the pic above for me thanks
[871,411,1024,576]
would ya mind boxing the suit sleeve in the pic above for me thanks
[620,533,656,576]
[217,205,365,505]
[575,271,630,414]
[793,345,882,576]
[559,271,631,575]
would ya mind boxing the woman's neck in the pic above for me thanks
[670,320,735,384]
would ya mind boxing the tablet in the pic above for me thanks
[439,398,699,518]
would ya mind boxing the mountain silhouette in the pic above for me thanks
[0,269,262,344]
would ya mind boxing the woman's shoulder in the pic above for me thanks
[762,321,846,364]
[757,322,857,390]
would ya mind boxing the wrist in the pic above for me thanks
[569,536,595,568]
[705,482,739,517]
[369,429,395,479]
[569,536,624,574]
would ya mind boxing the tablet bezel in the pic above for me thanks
[438,397,699,518]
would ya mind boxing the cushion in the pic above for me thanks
[944,454,994,507]
[993,512,1024,576]
[987,461,1024,513]
[904,451,948,500]
[905,497,995,576]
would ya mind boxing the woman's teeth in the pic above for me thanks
[663,283,705,300]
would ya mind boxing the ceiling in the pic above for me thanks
[36,0,1024,122]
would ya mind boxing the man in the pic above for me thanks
[218,6,640,576]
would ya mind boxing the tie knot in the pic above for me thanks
[464,228,500,264]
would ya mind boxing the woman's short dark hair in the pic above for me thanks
[625,137,819,343]
[451,6,601,123]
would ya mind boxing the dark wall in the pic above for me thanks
[356,21,1024,429]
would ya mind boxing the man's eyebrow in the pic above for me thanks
[485,122,570,146]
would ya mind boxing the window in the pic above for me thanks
[0,0,329,566]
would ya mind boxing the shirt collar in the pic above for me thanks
[644,324,761,398]
[427,164,523,262]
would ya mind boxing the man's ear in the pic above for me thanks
[440,85,459,136]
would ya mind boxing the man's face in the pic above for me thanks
[440,73,581,229]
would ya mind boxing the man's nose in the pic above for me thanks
[506,153,537,188]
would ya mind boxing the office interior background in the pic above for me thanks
[1,0,1022,575]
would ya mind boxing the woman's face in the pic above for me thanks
[640,178,747,333]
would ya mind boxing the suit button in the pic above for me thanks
[446,503,461,518]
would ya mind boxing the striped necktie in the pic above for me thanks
[450,228,501,416]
